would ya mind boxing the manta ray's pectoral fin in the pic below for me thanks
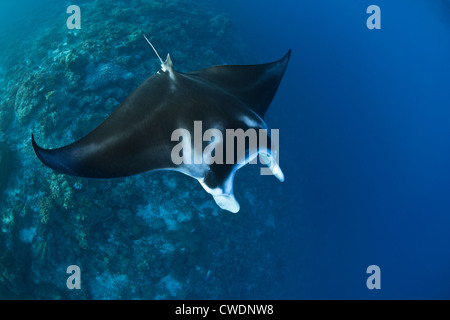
[185,50,291,119]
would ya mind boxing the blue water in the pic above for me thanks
[0,0,449,299]
[220,0,450,298]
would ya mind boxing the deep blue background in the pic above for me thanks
[217,0,450,298]
[0,0,449,299]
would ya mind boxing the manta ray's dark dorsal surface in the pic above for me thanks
[32,48,291,212]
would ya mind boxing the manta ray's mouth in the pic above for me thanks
[32,45,291,213]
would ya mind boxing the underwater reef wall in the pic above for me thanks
[0,142,11,195]
[0,0,284,299]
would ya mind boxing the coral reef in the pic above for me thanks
[85,63,133,91]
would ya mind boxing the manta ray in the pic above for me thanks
[32,38,291,213]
